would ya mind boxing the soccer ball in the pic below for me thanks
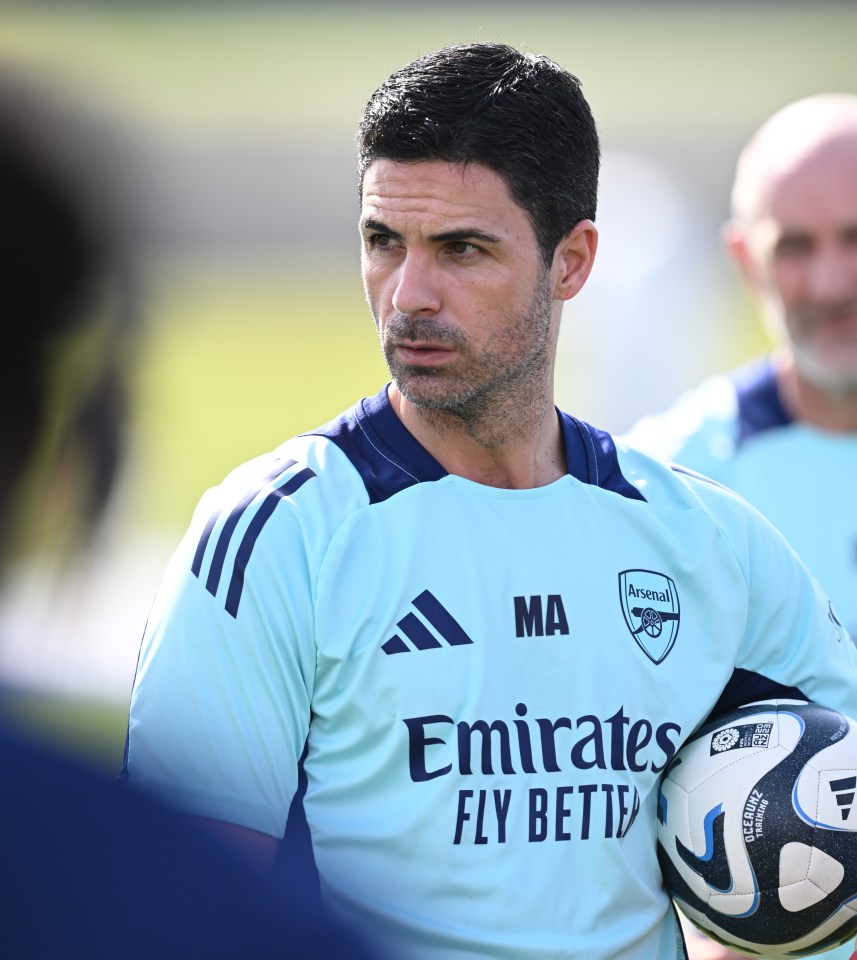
[657,699,857,957]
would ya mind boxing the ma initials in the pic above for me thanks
[514,595,569,638]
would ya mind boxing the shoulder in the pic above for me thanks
[191,389,401,535]
[565,409,768,548]
[615,434,730,504]
[560,409,744,519]
[558,415,804,604]
[198,384,446,523]
[186,432,369,569]
[177,387,446,606]
[615,435,784,554]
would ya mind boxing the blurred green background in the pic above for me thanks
[0,2,855,770]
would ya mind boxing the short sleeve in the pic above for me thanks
[126,456,320,838]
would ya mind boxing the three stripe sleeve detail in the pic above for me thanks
[191,459,316,618]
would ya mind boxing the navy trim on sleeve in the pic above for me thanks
[189,460,318,619]
[705,667,808,723]
[732,359,792,448]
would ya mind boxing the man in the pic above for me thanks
[624,94,857,960]
[625,93,857,642]
[125,45,857,960]
[0,65,375,959]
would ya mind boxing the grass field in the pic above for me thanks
[131,267,388,529]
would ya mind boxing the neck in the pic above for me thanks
[775,352,857,432]
[388,382,566,489]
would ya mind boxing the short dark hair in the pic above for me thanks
[357,42,600,266]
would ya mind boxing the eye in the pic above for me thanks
[774,233,814,258]
[364,232,399,254]
[446,240,481,259]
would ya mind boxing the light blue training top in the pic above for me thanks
[126,384,857,960]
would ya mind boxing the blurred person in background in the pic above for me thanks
[625,93,857,644]
[124,43,857,960]
[0,63,376,959]
[624,94,857,960]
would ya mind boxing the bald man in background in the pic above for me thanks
[626,93,857,644]
[625,94,857,959]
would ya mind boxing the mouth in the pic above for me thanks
[802,303,857,330]
[393,342,457,366]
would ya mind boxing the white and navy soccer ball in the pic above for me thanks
[657,699,857,958]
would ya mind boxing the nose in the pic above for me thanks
[807,243,857,305]
[391,250,442,317]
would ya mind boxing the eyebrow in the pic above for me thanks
[361,218,501,245]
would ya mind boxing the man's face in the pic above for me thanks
[360,159,558,419]
[742,136,857,393]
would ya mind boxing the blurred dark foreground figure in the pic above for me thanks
[0,65,377,959]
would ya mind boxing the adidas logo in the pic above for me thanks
[829,775,856,821]
[382,590,473,655]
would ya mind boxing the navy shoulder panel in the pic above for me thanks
[560,413,647,502]
[306,386,447,504]
[731,358,792,447]
[309,388,646,504]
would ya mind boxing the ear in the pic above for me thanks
[722,219,761,289]
[552,219,598,301]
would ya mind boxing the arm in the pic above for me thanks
[681,485,857,960]
[702,474,857,720]
[126,456,320,841]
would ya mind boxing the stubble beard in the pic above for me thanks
[376,272,556,441]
